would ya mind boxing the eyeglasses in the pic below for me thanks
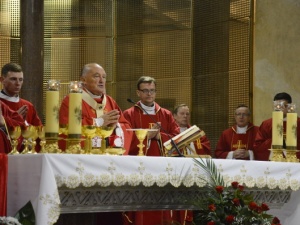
[235,113,250,117]
[139,89,156,94]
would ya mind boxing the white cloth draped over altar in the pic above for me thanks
[7,154,300,225]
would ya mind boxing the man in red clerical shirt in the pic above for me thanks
[215,104,258,160]
[253,92,300,160]
[59,63,133,153]
[173,103,211,156]
[0,63,43,152]
[123,76,180,225]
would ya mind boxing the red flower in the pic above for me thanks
[261,203,270,211]
[255,206,263,214]
[208,204,216,212]
[272,217,280,224]
[231,181,239,189]
[248,201,258,210]
[207,221,215,225]
[225,215,235,223]
[232,198,240,206]
[215,185,224,193]
[238,185,244,191]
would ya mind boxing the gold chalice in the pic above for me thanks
[38,126,47,153]
[82,125,97,154]
[135,129,148,156]
[96,126,114,154]
[127,129,157,156]
[8,126,21,155]
[30,126,39,154]
[21,125,36,154]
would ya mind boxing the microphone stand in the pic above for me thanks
[127,98,184,157]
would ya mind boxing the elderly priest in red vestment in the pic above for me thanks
[59,63,133,153]
[215,104,258,160]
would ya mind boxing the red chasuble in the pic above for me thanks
[123,102,180,156]
[0,98,42,126]
[253,118,300,161]
[59,92,133,153]
[0,97,43,152]
[123,102,179,225]
[0,101,25,154]
[215,123,258,160]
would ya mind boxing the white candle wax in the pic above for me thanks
[272,111,283,148]
[286,113,297,147]
[45,91,59,134]
[68,92,82,136]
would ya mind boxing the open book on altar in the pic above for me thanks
[163,125,206,153]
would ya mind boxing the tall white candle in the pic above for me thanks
[286,112,297,148]
[68,92,82,136]
[45,80,60,137]
[45,91,59,134]
[272,111,283,148]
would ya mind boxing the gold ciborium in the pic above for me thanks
[8,126,21,155]
[21,125,37,154]
[96,126,114,154]
[82,125,97,154]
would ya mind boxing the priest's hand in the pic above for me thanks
[233,149,249,159]
[148,122,161,140]
[102,109,120,128]
[17,105,28,120]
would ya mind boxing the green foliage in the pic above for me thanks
[14,201,35,225]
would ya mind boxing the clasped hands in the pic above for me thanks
[147,122,161,140]
[99,109,120,129]
[233,148,249,159]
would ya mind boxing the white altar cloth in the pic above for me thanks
[7,154,300,225]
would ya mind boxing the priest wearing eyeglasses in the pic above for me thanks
[123,76,179,225]
[215,104,258,160]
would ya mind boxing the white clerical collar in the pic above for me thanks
[0,90,19,102]
[140,102,155,115]
[236,125,248,134]
[84,89,103,99]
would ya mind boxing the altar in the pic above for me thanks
[7,154,300,225]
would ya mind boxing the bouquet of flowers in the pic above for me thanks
[192,159,281,225]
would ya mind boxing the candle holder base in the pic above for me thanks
[45,138,62,153]
[269,149,285,162]
[285,149,299,163]
[66,138,84,154]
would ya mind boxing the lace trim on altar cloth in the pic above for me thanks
[53,160,300,191]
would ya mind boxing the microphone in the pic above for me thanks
[127,98,184,157]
